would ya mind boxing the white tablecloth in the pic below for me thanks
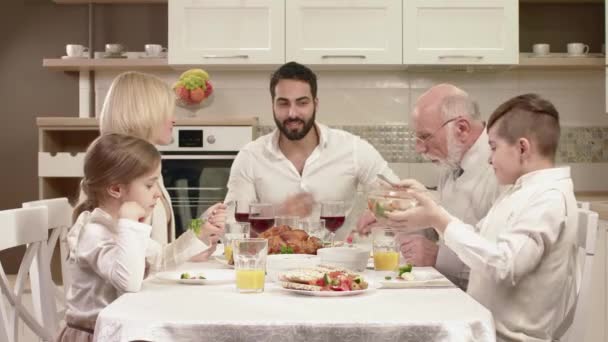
[94,262,495,342]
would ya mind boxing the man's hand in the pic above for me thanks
[397,234,438,266]
[278,192,314,218]
[355,209,377,237]
[199,203,227,244]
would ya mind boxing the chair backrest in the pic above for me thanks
[22,198,73,326]
[576,201,590,210]
[0,207,58,342]
[561,208,599,341]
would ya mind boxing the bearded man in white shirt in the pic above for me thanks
[224,61,398,239]
[388,94,578,342]
[357,84,501,289]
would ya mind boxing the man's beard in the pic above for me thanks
[274,109,316,141]
[422,124,465,171]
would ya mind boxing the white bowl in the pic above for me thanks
[266,254,321,282]
[316,247,369,272]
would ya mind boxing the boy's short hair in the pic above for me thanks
[487,94,560,160]
[270,61,317,100]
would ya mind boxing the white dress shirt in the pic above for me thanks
[435,130,501,288]
[225,123,398,239]
[65,208,209,330]
[443,167,578,341]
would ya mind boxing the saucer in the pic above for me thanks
[566,54,590,58]
[139,54,166,59]
[102,53,127,59]
[61,55,89,59]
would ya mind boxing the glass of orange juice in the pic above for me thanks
[222,222,250,264]
[232,238,268,293]
[372,228,400,271]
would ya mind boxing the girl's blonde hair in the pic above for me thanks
[73,133,161,222]
[99,71,174,142]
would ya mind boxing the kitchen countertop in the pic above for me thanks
[37,116,259,127]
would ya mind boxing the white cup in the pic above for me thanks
[532,43,550,56]
[66,44,88,57]
[567,43,589,56]
[105,43,125,55]
[144,44,167,57]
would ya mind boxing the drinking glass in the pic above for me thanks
[248,203,275,235]
[233,238,268,293]
[274,216,299,228]
[372,227,400,271]
[221,222,250,263]
[320,200,345,241]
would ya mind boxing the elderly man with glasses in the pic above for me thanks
[357,83,501,290]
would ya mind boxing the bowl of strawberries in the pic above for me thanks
[173,68,214,111]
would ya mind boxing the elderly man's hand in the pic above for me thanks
[397,234,438,266]
[355,209,379,237]
[394,178,427,191]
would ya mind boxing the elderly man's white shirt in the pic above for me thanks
[435,130,501,287]
[225,123,398,239]
[444,167,578,341]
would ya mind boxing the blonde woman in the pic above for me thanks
[98,71,225,259]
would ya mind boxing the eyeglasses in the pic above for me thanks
[415,116,461,145]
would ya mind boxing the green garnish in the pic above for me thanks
[180,272,190,279]
[280,245,294,254]
[323,273,330,285]
[180,272,205,280]
[354,277,361,284]
[375,201,386,218]
[385,276,392,280]
[398,263,413,277]
[188,218,205,236]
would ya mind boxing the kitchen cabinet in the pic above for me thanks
[403,0,519,65]
[168,0,285,65]
[285,0,402,64]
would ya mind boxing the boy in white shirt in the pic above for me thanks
[387,94,578,341]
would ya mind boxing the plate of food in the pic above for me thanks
[379,266,452,289]
[278,265,374,296]
[156,269,235,285]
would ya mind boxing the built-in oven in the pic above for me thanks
[157,126,253,237]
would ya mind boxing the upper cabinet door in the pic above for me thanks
[403,0,518,65]
[169,0,285,65]
[286,0,402,64]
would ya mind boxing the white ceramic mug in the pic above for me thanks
[144,44,167,57]
[105,43,125,55]
[567,43,589,56]
[532,43,550,56]
[66,44,89,57]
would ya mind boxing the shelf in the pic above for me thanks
[37,116,260,128]
[43,58,169,71]
[518,53,605,69]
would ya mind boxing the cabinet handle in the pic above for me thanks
[321,55,367,59]
[203,55,250,59]
[438,55,484,60]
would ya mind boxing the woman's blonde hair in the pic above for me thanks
[99,71,174,142]
[73,133,161,222]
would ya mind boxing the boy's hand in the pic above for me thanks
[119,202,147,222]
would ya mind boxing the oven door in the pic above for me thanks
[161,154,234,237]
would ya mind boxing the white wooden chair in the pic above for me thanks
[22,198,73,324]
[0,206,58,342]
[559,208,599,342]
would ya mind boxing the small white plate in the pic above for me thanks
[156,269,235,285]
[139,54,166,59]
[379,270,452,289]
[61,56,89,59]
[279,283,377,297]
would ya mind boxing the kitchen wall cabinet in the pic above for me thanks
[168,0,285,65]
[285,0,402,65]
[403,0,519,65]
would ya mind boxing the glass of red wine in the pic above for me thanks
[234,200,251,223]
[320,200,345,244]
[248,203,275,235]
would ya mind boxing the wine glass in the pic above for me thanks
[320,200,345,243]
[248,203,275,235]
[234,200,251,223]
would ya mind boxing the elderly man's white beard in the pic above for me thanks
[422,127,465,171]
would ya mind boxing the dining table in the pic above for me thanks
[93,250,496,342]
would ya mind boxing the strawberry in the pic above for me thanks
[189,87,206,103]
[203,80,213,98]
